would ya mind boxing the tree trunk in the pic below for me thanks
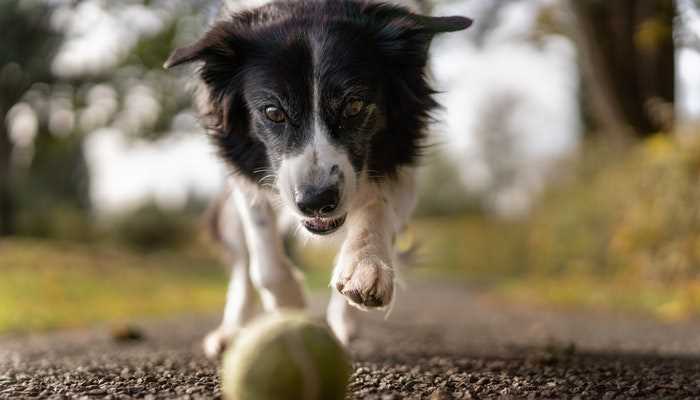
[569,0,676,139]
[0,116,14,236]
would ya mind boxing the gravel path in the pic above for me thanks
[3,281,700,399]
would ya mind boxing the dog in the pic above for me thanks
[164,0,472,358]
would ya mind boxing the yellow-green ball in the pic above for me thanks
[221,312,352,400]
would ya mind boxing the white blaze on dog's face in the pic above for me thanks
[241,32,388,237]
[231,31,386,236]
[276,105,359,236]
[275,45,376,236]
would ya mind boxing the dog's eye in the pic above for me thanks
[264,106,286,123]
[343,100,365,118]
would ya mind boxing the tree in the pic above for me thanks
[0,0,212,238]
[0,1,61,236]
[567,0,676,141]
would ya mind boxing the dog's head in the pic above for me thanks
[166,0,471,235]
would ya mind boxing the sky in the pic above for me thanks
[678,0,700,120]
[430,0,581,215]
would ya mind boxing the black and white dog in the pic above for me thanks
[165,0,471,358]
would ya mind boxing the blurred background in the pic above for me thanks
[1,0,699,335]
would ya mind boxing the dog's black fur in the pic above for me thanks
[165,0,471,184]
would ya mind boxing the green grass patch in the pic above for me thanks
[0,239,228,333]
[0,238,334,334]
[496,275,700,321]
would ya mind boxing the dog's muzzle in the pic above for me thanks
[302,214,347,235]
[295,184,347,235]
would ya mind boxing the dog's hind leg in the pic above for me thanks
[231,179,307,312]
[203,190,259,359]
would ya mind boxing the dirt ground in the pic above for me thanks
[3,281,700,399]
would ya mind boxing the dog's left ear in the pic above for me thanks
[367,5,472,58]
[412,15,473,35]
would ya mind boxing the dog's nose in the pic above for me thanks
[295,185,339,217]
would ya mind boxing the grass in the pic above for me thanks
[1,217,693,336]
[497,275,700,321]
[0,237,337,335]
[0,239,228,333]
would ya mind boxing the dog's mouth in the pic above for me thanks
[302,213,347,235]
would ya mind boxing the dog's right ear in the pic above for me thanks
[164,42,208,69]
[163,23,236,69]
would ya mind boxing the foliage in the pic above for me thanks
[484,134,700,320]
[0,0,59,106]
[388,134,700,320]
[0,0,63,236]
[530,134,700,285]
[415,153,483,216]
[3,0,213,238]
[109,202,199,252]
[15,206,95,242]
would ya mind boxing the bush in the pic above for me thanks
[529,135,700,284]
[415,152,483,216]
[110,202,196,252]
[16,205,96,242]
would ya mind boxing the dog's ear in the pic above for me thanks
[164,42,208,69]
[364,5,472,59]
[363,4,472,36]
[163,23,237,69]
[412,15,473,35]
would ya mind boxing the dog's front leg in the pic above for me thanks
[232,183,306,312]
[203,256,257,358]
[203,192,258,358]
[326,288,360,345]
[331,195,396,309]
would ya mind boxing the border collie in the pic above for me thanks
[165,0,472,358]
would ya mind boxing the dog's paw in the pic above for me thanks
[334,255,394,309]
[203,327,238,359]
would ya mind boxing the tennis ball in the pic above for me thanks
[221,311,352,400]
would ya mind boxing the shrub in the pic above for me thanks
[529,135,700,284]
[110,202,196,252]
[16,205,96,242]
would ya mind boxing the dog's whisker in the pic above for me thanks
[292,223,306,242]
[260,182,278,190]
[258,175,278,186]
[269,197,286,211]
